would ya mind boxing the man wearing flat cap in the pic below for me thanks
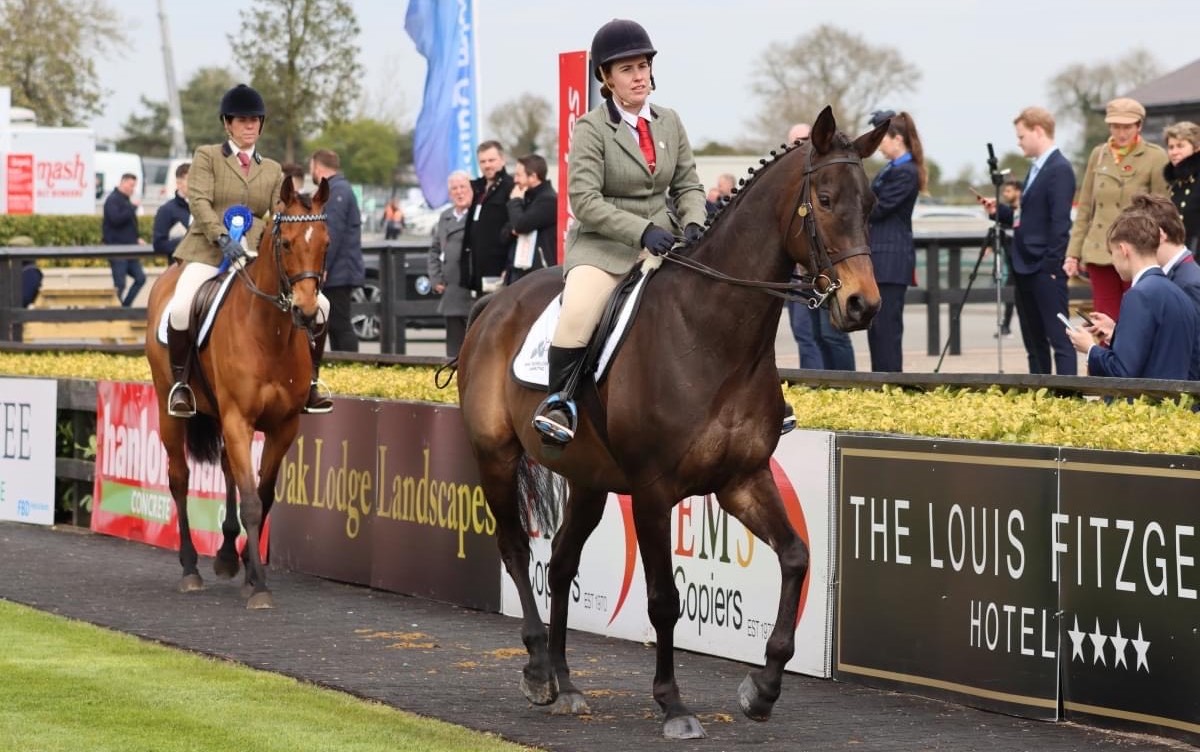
[1065,97,1169,321]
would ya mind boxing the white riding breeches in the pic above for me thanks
[169,261,329,331]
[552,264,624,348]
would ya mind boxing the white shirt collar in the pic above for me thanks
[1131,264,1159,288]
[227,140,255,161]
[1162,246,1191,275]
[618,101,653,137]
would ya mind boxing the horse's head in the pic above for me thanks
[269,175,331,323]
[781,106,887,331]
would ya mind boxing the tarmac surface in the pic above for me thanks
[1,522,1193,752]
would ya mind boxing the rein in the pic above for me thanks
[663,144,868,310]
[231,211,328,314]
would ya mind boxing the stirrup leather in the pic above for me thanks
[532,393,578,445]
[167,382,197,418]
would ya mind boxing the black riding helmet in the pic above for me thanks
[590,19,656,81]
[219,84,266,120]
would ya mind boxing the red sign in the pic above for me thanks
[6,153,34,214]
[557,50,589,266]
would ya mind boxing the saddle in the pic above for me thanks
[155,271,237,350]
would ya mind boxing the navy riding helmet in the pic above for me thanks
[219,84,266,120]
[589,19,656,81]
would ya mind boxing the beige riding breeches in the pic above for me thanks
[169,261,329,331]
[552,264,624,348]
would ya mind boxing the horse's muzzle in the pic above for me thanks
[835,292,878,331]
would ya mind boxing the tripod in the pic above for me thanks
[933,143,1009,374]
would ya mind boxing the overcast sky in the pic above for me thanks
[93,0,1199,181]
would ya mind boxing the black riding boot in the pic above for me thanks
[532,346,587,444]
[303,327,333,414]
[166,326,196,418]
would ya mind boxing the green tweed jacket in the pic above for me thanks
[1067,139,1169,267]
[174,142,283,265]
[564,99,706,275]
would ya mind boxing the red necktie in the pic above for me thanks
[636,117,656,174]
[238,151,251,176]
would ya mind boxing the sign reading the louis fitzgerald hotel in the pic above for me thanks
[836,436,1061,719]
[1059,449,1200,745]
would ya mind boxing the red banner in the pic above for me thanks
[557,50,589,266]
[6,154,34,215]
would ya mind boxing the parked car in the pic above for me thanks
[353,242,443,342]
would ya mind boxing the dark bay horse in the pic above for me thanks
[457,107,886,738]
[145,176,330,609]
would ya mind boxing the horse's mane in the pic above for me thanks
[698,131,856,243]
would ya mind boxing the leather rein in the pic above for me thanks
[663,144,870,310]
[231,210,328,315]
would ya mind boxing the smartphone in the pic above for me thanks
[1073,308,1092,327]
[968,186,986,200]
[1056,312,1077,332]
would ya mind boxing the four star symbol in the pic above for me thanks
[1068,615,1149,673]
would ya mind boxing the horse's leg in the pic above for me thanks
[221,418,273,609]
[162,414,203,592]
[212,450,241,580]
[716,468,808,721]
[632,492,706,740]
[244,421,297,596]
[544,484,606,715]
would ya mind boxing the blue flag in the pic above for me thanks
[406,0,479,208]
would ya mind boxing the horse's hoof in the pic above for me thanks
[213,555,240,579]
[738,674,774,721]
[178,574,204,593]
[663,715,706,739]
[520,672,559,706]
[548,690,591,715]
[245,591,275,610]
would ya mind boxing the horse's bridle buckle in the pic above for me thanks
[806,276,841,309]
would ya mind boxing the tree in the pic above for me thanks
[306,118,403,186]
[180,67,239,153]
[229,0,363,163]
[0,0,125,126]
[1048,49,1161,167]
[748,25,920,146]
[487,94,556,159]
[115,97,171,157]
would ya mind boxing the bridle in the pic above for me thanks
[232,210,328,315]
[664,143,870,310]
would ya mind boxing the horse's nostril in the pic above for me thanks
[845,293,866,321]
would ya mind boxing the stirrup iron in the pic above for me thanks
[167,382,197,418]
[532,393,578,445]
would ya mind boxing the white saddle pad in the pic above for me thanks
[512,267,653,389]
[155,271,238,348]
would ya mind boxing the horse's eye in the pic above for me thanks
[818,195,832,209]
[280,238,291,250]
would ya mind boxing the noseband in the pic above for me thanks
[234,210,328,313]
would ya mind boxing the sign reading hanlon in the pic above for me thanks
[1059,449,1200,746]
[0,378,57,525]
[836,436,1061,719]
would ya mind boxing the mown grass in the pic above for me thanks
[0,599,534,752]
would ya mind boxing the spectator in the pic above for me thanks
[505,153,558,286]
[1065,98,1169,322]
[20,262,42,308]
[281,162,306,194]
[151,162,190,263]
[309,149,365,353]
[977,106,1076,375]
[705,173,735,218]
[461,140,515,296]
[429,171,474,357]
[383,198,406,240]
[995,176,1022,338]
[1129,192,1200,377]
[101,172,146,307]
[1066,211,1196,379]
[866,110,925,372]
[1163,121,1200,251]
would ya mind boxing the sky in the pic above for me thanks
[91,0,1200,182]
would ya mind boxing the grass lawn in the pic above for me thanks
[0,599,535,752]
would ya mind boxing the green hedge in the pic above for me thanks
[1,214,154,246]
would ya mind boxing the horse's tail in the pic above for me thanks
[515,454,565,535]
[185,413,224,466]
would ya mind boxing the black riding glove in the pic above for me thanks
[217,234,243,261]
[683,223,704,245]
[640,224,675,256]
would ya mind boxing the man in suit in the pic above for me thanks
[504,153,558,286]
[1066,211,1197,379]
[429,171,474,357]
[309,148,365,352]
[461,140,515,296]
[151,162,190,263]
[1129,193,1200,377]
[978,107,1077,375]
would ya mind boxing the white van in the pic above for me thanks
[143,156,190,204]
[94,150,144,211]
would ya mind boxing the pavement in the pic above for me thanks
[1,522,1191,752]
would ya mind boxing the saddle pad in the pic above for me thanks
[512,267,653,389]
[156,271,238,348]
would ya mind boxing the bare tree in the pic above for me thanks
[1047,49,1161,166]
[487,93,556,160]
[0,0,125,126]
[748,24,920,146]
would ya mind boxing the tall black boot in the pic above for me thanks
[303,327,333,414]
[166,326,196,418]
[532,346,587,444]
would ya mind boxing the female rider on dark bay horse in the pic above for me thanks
[165,83,332,418]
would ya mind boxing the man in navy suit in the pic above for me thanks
[1130,193,1200,377]
[1066,211,1197,379]
[979,107,1076,374]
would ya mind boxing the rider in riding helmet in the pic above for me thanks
[166,83,333,418]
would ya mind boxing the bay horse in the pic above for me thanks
[456,107,887,738]
[145,176,330,609]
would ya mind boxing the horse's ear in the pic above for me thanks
[279,172,295,205]
[314,177,331,206]
[854,118,890,160]
[810,106,836,156]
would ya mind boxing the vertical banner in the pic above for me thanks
[1059,449,1200,746]
[5,154,34,215]
[405,0,478,208]
[556,51,588,266]
[836,437,1061,719]
[92,381,265,556]
[0,378,57,525]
